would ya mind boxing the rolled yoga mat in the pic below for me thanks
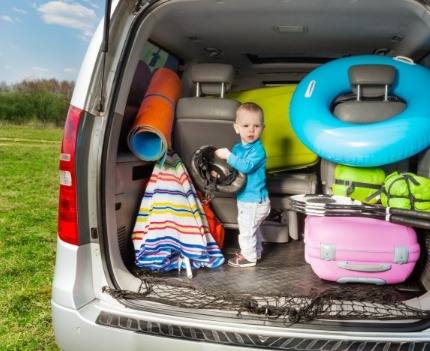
[128,68,182,162]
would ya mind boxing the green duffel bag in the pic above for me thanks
[381,171,430,212]
[332,164,385,204]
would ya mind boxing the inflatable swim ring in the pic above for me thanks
[290,55,430,167]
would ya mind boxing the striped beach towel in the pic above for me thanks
[131,149,225,271]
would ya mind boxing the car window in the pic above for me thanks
[141,41,180,73]
[126,42,180,108]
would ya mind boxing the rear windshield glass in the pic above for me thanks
[126,42,180,107]
[142,41,180,73]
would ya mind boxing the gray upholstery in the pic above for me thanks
[418,148,430,178]
[266,173,317,195]
[174,64,240,226]
[176,98,239,122]
[349,64,395,98]
[334,64,406,123]
[175,98,241,169]
[334,101,406,123]
[191,63,235,96]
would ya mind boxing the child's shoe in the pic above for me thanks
[228,253,256,267]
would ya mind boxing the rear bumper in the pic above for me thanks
[52,299,280,351]
[51,298,430,351]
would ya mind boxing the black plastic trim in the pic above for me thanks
[112,298,430,334]
[96,311,430,350]
[76,112,95,246]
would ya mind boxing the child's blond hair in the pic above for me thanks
[237,102,264,122]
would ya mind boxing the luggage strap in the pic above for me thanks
[334,179,381,195]
[384,173,423,207]
[335,179,383,203]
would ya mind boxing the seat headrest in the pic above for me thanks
[348,64,396,99]
[191,63,235,96]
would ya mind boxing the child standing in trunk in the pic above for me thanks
[215,102,271,267]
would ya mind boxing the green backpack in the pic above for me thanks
[332,164,385,204]
[381,171,430,212]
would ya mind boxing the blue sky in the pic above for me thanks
[0,1,104,85]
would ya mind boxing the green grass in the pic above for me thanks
[0,125,63,350]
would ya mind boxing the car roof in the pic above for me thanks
[147,0,430,90]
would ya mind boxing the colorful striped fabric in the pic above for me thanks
[132,149,225,271]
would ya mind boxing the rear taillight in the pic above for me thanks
[58,105,83,246]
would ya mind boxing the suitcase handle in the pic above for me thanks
[337,261,391,272]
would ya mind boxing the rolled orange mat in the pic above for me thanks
[128,68,182,162]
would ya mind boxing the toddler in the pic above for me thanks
[216,102,270,267]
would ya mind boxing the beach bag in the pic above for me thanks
[332,164,385,204]
[197,191,225,249]
[381,172,430,212]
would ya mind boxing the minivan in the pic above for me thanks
[52,0,430,349]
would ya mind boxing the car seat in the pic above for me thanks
[174,63,241,227]
[321,63,409,195]
[175,63,319,242]
[418,148,430,179]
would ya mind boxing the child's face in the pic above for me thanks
[233,108,264,145]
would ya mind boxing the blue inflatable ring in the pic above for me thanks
[290,55,430,167]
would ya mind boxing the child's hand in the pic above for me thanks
[210,170,219,178]
[215,148,231,160]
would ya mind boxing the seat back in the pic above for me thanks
[174,64,240,168]
[418,148,430,179]
[174,63,241,226]
[174,99,240,169]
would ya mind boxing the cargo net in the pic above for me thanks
[103,271,430,324]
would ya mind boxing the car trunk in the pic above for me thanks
[105,149,430,327]
[99,0,430,330]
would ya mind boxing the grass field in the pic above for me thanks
[0,125,63,350]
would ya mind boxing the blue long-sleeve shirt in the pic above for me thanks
[227,139,269,202]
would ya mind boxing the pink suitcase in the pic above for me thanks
[304,216,421,285]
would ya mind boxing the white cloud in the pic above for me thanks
[77,34,89,42]
[64,67,78,74]
[13,8,27,15]
[32,66,50,73]
[1,15,14,23]
[37,1,97,38]
[82,0,100,9]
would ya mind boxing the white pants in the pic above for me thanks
[237,197,271,262]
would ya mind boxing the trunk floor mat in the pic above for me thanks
[134,233,424,302]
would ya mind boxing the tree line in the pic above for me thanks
[0,79,75,127]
